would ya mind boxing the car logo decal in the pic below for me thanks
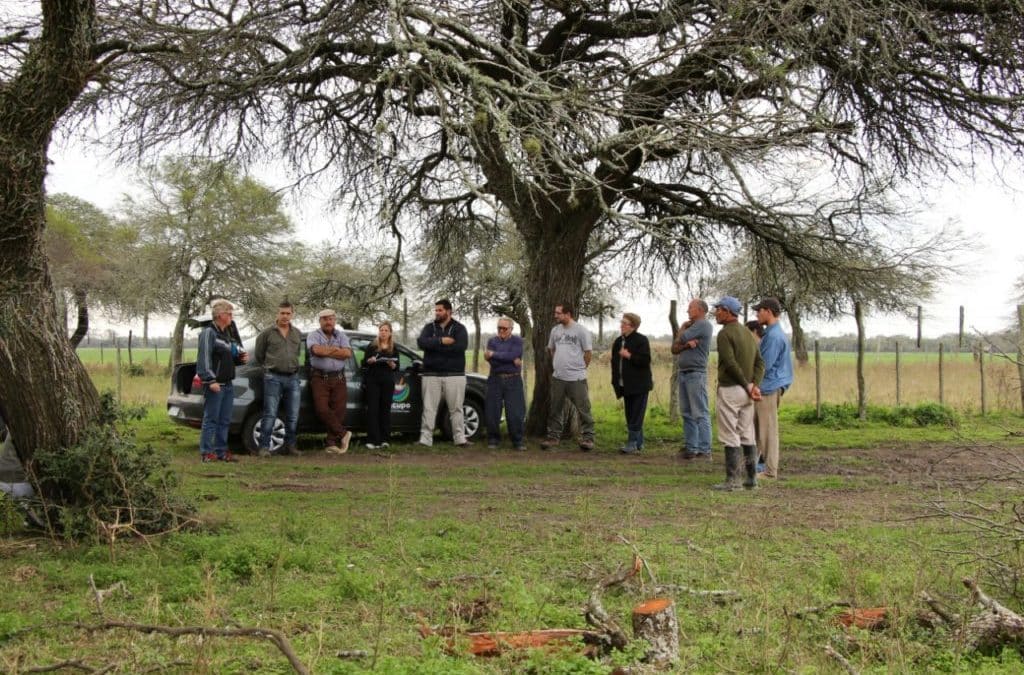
[393,377,410,402]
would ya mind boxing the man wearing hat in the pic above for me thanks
[753,297,794,479]
[671,298,714,460]
[712,296,765,491]
[307,309,354,454]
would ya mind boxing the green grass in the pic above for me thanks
[4,363,1024,672]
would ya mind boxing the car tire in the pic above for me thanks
[241,411,285,454]
[440,396,484,441]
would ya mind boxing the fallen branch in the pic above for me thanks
[88,575,127,615]
[583,555,641,653]
[962,577,1024,651]
[824,644,858,675]
[23,660,101,674]
[84,621,309,675]
[655,584,740,604]
[918,591,960,628]
[336,650,370,660]
[792,602,851,619]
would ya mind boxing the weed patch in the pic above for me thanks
[792,402,960,428]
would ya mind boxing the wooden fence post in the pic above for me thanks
[115,342,123,403]
[667,300,680,423]
[979,347,987,416]
[1017,305,1024,414]
[814,339,821,419]
[916,305,923,349]
[895,341,901,407]
[959,305,965,350]
[855,302,866,420]
[938,342,945,405]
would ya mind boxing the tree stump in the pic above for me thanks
[631,598,679,665]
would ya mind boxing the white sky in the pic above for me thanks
[46,140,1024,340]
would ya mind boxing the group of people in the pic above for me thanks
[194,295,794,489]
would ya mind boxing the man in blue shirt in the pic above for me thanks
[483,317,526,450]
[671,299,714,459]
[753,297,794,479]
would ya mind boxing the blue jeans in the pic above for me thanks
[678,370,711,454]
[200,383,234,458]
[486,374,526,445]
[623,392,649,449]
[261,372,301,450]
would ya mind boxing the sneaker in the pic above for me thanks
[540,438,559,450]
[382,442,390,449]
[257,448,271,458]
[324,445,344,455]
[514,444,527,451]
[201,453,217,463]
[487,443,499,449]
[417,441,433,448]
[620,446,640,455]
[218,452,239,463]
[339,430,352,453]
[680,451,698,460]
[365,443,380,450]
[579,440,595,452]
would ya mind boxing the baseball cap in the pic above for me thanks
[752,297,782,315]
[713,296,742,315]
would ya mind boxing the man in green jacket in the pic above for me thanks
[712,296,765,491]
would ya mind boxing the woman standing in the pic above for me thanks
[611,313,653,454]
[361,321,399,449]
[197,299,248,462]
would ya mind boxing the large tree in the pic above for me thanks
[97,0,1024,431]
[0,0,118,461]
[124,157,294,365]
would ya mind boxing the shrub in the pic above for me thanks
[26,393,197,541]
[792,402,959,429]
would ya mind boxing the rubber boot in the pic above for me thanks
[712,447,743,491]
[742,444,759,489]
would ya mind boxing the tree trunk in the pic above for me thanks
[0,0,102,464]
[520,216,590,437]
[142,311,149,347]
[69,287,89,348]
[789,305,809,366]
[855,301,867,420]
[471,293,481,373]
[632,598,679,665]
[171,306,190,367]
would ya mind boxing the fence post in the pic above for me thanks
[667,300,680,423]
[895,341,901,407]
[1017,305,1024,414]
[979,347,987,416]
[115,342,123,403]
[100,341,104,364]
[814,339,821,419]
[938,342,945,405]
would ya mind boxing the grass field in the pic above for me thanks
[4,355,1022,673]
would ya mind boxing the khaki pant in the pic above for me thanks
[716,385,755,447]
[755,390,782,477]
[420,375,466,445]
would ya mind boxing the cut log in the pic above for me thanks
[963,578,1024,652]
[631,598,679,665]
[834,607,890,630]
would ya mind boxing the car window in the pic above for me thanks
[350,338,370,370]
[396,346,417,370]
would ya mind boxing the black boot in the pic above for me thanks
[742,444,759,489]
[712,447,743,491]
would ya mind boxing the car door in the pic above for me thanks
[388,345,423,433]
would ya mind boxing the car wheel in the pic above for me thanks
[241,411,285,454]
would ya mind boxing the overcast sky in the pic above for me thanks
[46,139,1024,340]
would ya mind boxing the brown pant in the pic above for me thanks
[311,374,348,446]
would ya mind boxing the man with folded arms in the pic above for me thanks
[307,309,353,454]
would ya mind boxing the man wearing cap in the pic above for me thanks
[254,301,304,457]
[417,298,471,447]
[307,309,354,454]
[712,296,765,491]
[671,298,714,460]
[753,297,794,479]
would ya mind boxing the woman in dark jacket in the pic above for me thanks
[361,321,399,449]
[611,312,653,454]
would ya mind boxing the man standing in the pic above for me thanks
[417,298,471,447]
[484,317,526,450]
[753,297,794,479]
[671,299,714,460]
[541,303,596,451]
[196,299,248,462]
[306,309,353,454]
[712,296,765,491]
[254,301,303,457]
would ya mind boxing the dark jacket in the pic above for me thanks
[610,331,653,398]
[416,319,468,375]
[361,343,400,384]
[196,322,245,385]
